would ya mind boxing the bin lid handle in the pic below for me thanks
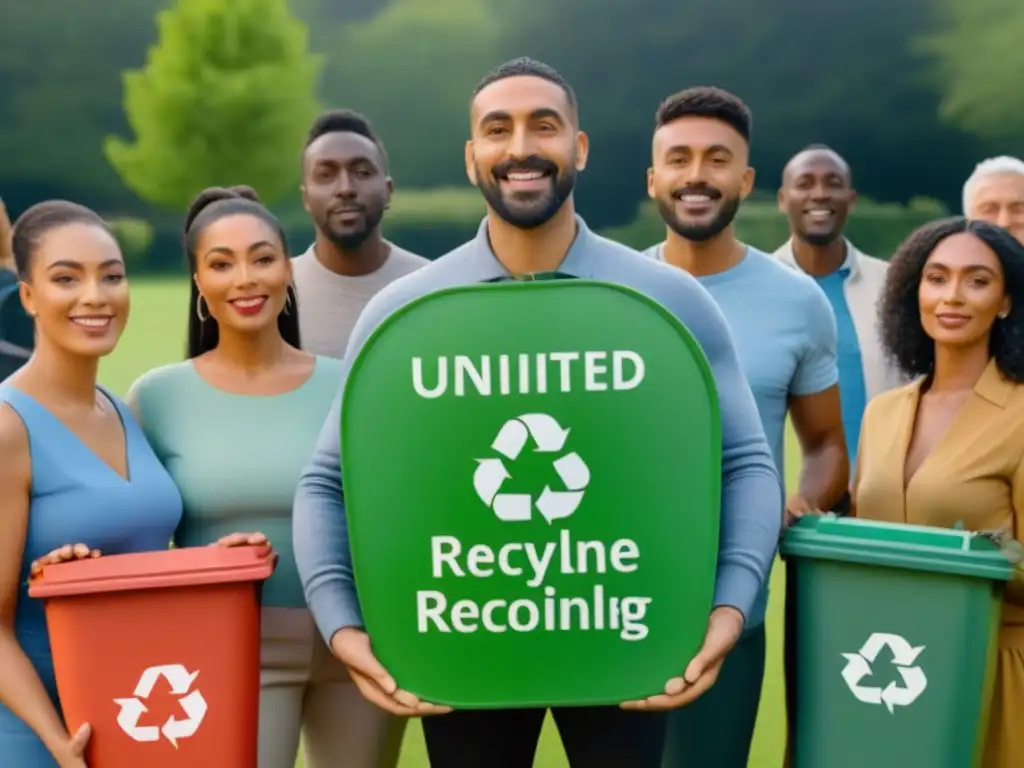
[816,514,975,551]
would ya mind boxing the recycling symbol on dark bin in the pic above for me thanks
[841,632,927,713]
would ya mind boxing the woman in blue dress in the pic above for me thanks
[0,201,183,766]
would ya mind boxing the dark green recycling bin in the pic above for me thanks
[340,279,722,708]
[780,515,1013,768]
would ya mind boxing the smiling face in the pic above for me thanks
[193,213,292,336]
[466,75,588,229]
[19,222,129,359]
[779,149,855,246]
[647,116,754,242]
[918,231,1010,350]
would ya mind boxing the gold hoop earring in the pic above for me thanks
[283,287,294,315]
[196,295,209,322]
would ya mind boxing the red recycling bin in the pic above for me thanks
[28,544,276,767]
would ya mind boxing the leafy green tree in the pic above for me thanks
[919,0,1024,145]
[0,0,170,213]
[104,0,322,210]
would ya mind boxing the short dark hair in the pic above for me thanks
[881,217,1024,381]
[655,86,752,142]
[11,200,112,280]
[472,57,578,118]
[303,109,388,169]
[182,185,300,359]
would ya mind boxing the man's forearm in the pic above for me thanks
[796,442,849,511]
[293,395,364,645]
[707,339,785,620]
[715,453,784,621]
[680,286,785,623]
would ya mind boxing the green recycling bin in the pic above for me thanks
[340,279,722,708]
[780,515,1013,768]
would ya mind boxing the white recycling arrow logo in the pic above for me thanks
[840,632,927,713]
[473,413,590,524]
[114,664,208,748]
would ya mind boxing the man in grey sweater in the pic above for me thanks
[293,58,782,767]
[292,110,429,359]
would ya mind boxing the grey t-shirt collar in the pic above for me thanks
[465,214,599,283]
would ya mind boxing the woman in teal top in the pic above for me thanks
[127,187,396,768]
[0,201,183,767]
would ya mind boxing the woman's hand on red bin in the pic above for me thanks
[55,721,91,767]
[213,532,268,547]
[330,627,452,718]
[30,543,100,577]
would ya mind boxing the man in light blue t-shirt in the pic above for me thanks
[644,86,849,768]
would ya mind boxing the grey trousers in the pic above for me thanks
[258,607,407,768]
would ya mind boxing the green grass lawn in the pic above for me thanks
[100,279,793,768]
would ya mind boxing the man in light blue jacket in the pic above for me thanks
[294,59,783,768]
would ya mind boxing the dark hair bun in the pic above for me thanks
[228,185,261,203]
[184,185,262,234]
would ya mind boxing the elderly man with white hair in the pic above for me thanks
[963,155,1024,243]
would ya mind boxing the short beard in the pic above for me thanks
[477,165,577,230]
[321,206,384,251]
[657,195,740,242]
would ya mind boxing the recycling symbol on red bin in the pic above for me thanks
[841,632,928,713]
[114,664,208,748]
[473,413,591,524]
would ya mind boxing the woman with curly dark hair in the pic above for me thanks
[852,216,1024,767]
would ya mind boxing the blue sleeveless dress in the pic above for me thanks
[0,385,183,765]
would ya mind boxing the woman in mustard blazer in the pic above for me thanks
[852,217,1024,767]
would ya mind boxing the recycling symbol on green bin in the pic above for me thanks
[841,632,928,713]
[473,413,591,524]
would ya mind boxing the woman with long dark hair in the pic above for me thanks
[126,187,387,768]
[0,201,182,766]
[852,217,1024,766]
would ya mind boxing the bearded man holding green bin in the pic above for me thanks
[293,57,783,768]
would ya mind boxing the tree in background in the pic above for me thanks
[0,0,170,213]
[491,0,985,225]
[317,0,499,190]
[104,0,322,210]
[920,0,1024,147]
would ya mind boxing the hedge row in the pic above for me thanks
[111,189,949,273]
[604,195,950,259]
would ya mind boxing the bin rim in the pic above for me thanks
[28,544,276,599]
[779,515,1013,582]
